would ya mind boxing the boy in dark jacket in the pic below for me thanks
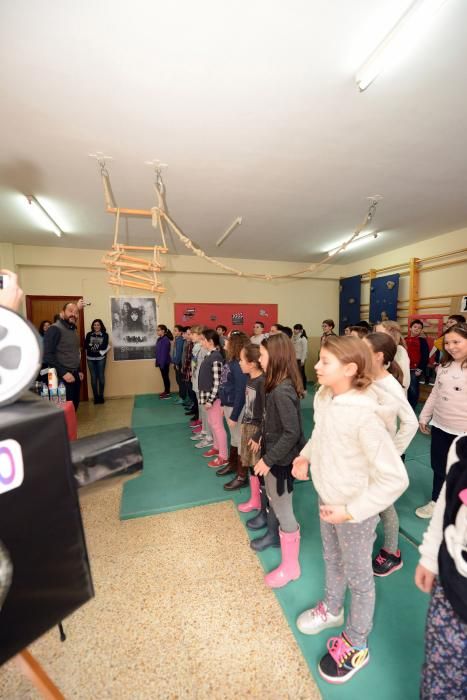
[405,319,429,410]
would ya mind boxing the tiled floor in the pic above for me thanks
[0,398,320,700]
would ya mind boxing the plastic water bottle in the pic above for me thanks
[58,382,67,404]
[49,387,59,404]
[48,367,58,392]
[40,383,49,400]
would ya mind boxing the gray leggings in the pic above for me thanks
[264,471,298,533]
[320,514,378,648]
[380,504,399,553]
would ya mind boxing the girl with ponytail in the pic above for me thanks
[364,332,418,577]
[374,320,410,392]
[291,335,409,685]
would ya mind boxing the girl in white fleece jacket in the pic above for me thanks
[291,335,409,686]
[364,332,418,578]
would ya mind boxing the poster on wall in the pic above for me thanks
[110,297,157,361]
[174,303,277,336]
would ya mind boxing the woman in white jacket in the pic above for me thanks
[364,332,418,577]
[291,335,409,685]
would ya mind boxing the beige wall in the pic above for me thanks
[341,226,467,324]
[11,245,341,396]
[6,225,466,397]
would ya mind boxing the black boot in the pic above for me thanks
[216,446,238,477]
[224,463,248,491]
[247,484,268,530]
[250,506,280,551]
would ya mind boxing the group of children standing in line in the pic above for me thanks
[154,317,467,694]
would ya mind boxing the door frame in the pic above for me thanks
[25,295,89,402]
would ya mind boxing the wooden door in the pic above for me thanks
[25,295,88,402]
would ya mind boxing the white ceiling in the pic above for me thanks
[1,0,466,264]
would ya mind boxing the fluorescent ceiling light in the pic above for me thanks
[356,0,451,91]
[24,195,63,237]
[216,217,242,247]
[327,231,380,256]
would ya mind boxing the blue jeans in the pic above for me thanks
[87,358,106,401]
[408,369,420,410]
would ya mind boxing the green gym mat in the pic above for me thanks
[121,391,314,519]
[121,390,431,698]
[235,482,429,700]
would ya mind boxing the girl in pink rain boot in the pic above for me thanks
[253,334,305,589]
[237,343,265,514]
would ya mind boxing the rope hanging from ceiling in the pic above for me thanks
[98,159,380,288]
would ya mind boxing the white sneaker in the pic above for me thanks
[415,501,435,519]
[195,439,213,449]
[190,432,206,441]
[296,601,344,635]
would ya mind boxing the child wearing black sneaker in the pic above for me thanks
[416,435,467,699]
[364,333,418,577]
[292,335,409,685]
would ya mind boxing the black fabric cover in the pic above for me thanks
[71,427,143,487]
[0,393,94,665]
[438,435,467,624]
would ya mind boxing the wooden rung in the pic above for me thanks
[118,271,160,283]
[112,257,163,269]
[112,244,168,253]
[107,207,153,217]
[105,260,161,271]
[108,277,166,292]
[115,254,165,268]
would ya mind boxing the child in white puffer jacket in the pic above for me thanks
[292,335,409,686]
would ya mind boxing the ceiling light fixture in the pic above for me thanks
[24,195,63,237]
[327,231,380,256]
[355,0,451,91]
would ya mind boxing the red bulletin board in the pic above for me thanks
[174,303,278,335]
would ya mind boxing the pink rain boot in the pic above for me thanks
[238,475,261,513]
[264,528,301,589]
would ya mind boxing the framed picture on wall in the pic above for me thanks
[110,297,157,361]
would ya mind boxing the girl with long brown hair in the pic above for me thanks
[237,343,266,516]
[250,333,305,588]
[374,320,410,391]
[292,335,409,685]
[364,333,418,577]
[217,331,250,488]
